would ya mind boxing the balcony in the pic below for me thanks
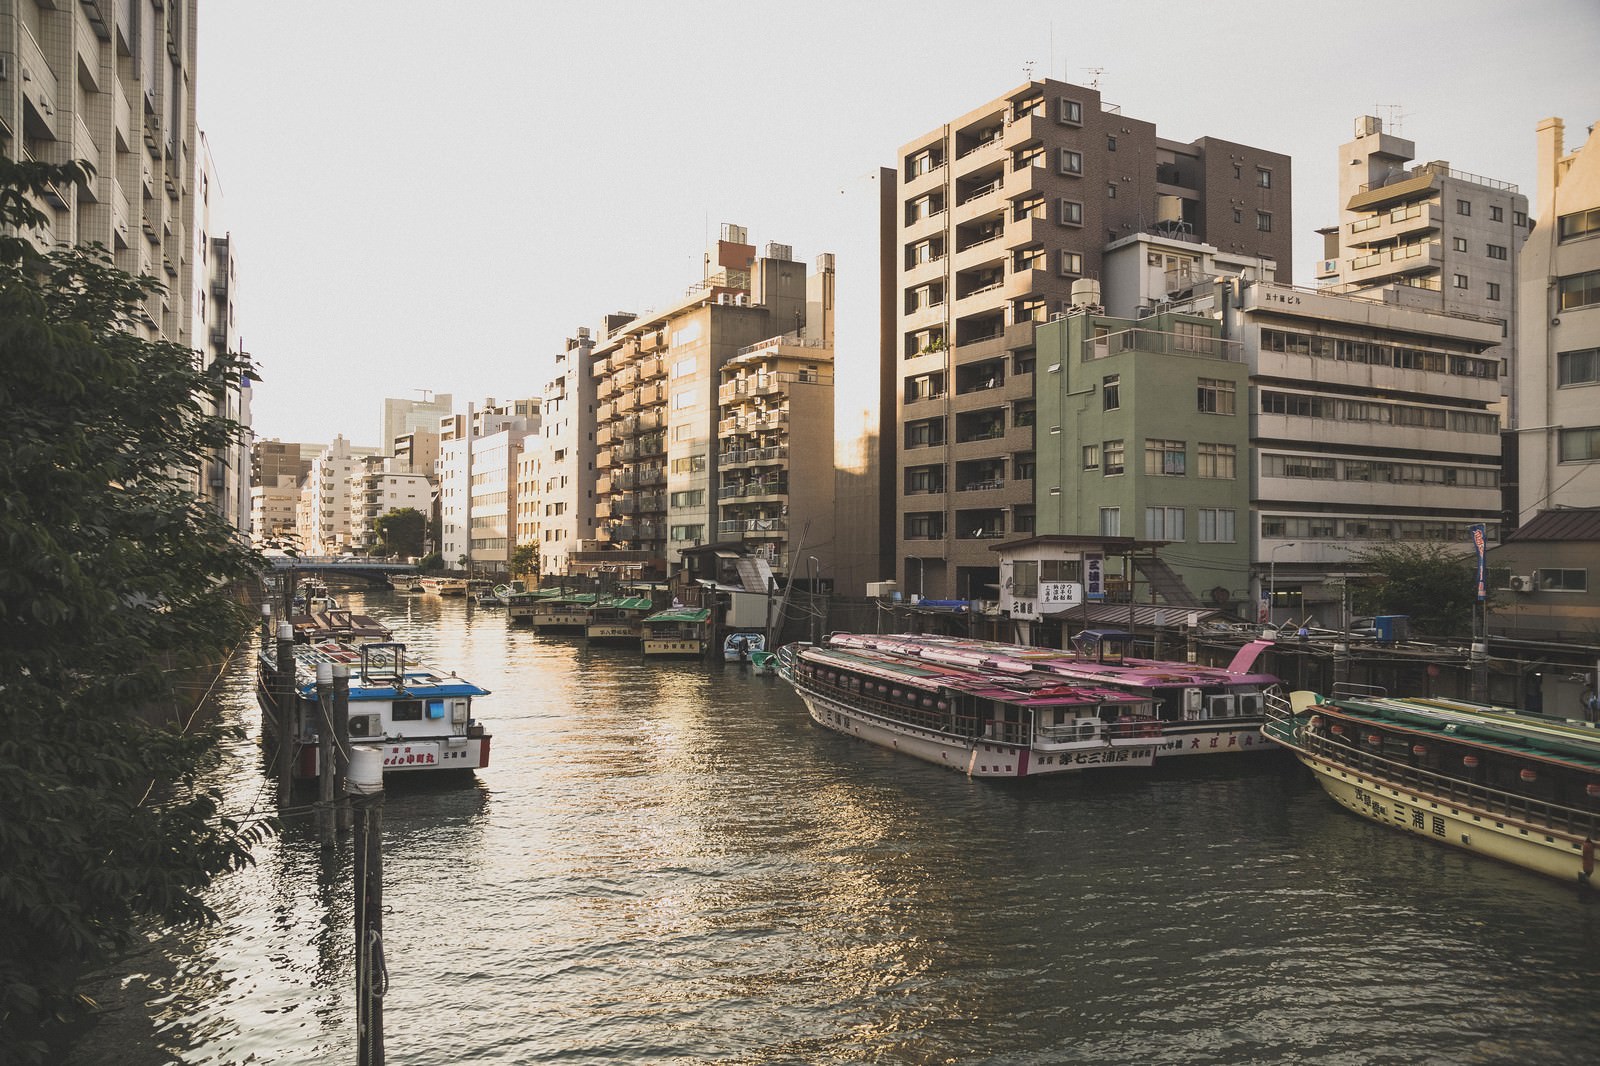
[638,355,665,380]
[615,390,637,414]
[1346,201,1442,249]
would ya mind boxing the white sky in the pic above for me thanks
[197,0,1600,448]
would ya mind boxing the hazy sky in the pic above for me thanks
[197,0,1600,448]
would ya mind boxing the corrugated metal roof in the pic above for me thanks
[1507,507,1600,543]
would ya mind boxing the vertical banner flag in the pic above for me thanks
[1470,524,1487,602]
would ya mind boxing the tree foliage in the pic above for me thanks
[374,506,426,558]
[511,543,538,581]
[0,158,269,1060]
[1349,540,1480,638]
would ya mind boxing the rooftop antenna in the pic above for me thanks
[1023,59,1035,80]
[1085,67,1105,90]
[414,388,434,403]
[1375,103,1407,137]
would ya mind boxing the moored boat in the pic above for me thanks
[1262,688,1600,887]
[388,573,423,594]
[821,632,1282,760]
[418,576,469,597]
[642,605,712,657]
[256,639,492,780]
[586,595,653,644]
[776,638,1164,778]
[527,592,598,633]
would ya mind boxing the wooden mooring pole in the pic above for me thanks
[350,749,386,1066]
[275,621,296,810]
[333,664,352,831]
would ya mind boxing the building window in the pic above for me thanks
[672,356,697,377]
[1198,508,1236,543]
[1060,149,1083,175]
[669,524,705,542]
[1515,210,1529,227]
[669,454,706,474]
[1457,199,1472,216]
[1106,182,1117,200]
[1060,250,1084,275]
[1197,378,1236,414]
[906,512,943,540]
[1452,237,1468,253]
[1107,135,1117,151]
[1082,444,1101,470]
[1559,271,1600,310]
[1538,568,1589,592]
[1104,439,1125,476]
[1233,165,1242,179]
[1145,506,1184,541]
[1233,208,1243,224]
[671,389,696,410]
[1060,199,1084,225]
[1487,243,1507,260]
[1102,374,1120,410]
[669,489,704,507]
[1197,442,1237,479]
[1558,348,1600,386]
[1558,207,1600,242]
[1453,273,1469,289]
[1060,98,1082,124]
[1487,282,1501,301]
[1145,438,1186,476]
[1257,167,1272,188]
[1559,426,1600,462]
[1490,205,1504,222]
[1256,211,1273,232]
[1099,507,1121,536]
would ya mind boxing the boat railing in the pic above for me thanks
[1284,719,1600,839]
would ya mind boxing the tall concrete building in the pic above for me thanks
[1515,116,1600,519]
[295,436,365,555]
[1316,115,1529,423]
[890,78,1291,601]
[581,226,838,582]
[532,328,599,577]
[381,392,454,455]
[190,130,250,533]
[437,398,539,573]
[2,0,198,344]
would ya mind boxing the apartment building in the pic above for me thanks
[250,439,313,547]
[437,399,539,572]
[582,225,827,581]
[532,328,599,577]
[2,0,198,344]
[1316,115,1529,417]
[1515,116,1600,520]
[890,78,1291,601]
[391,425,439,476]
[294,436,372,555]
[348,456,432,553]
[381,392,454,455]
[715,331,834,581]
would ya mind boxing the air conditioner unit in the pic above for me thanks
[1506,574,1536,592]
[717,293,732,305]
[348,713,383,737]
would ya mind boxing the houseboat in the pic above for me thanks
[642,605,712,657]
[257,639,492,781]
[1262,688,1600,888]
[822,632,1282,760]
[776,636,1163,778]
[586,595,654,644]
[527,592,598,634]
[388,573,423,594]
[418,576,469,597]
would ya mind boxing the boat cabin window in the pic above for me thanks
[393,699,423,722]
[426,699,447,720]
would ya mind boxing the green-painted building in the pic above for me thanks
[1035,309,1251,610]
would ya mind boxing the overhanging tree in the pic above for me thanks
[0,158,268,1061]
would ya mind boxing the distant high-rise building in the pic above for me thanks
[531,329,598,577]
[437,399,539,573]
[381,392,454,454]
[888,78,1291,601]
[1514,116,1600,519]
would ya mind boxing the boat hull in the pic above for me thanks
[792,682,1157,779]
[643,638,706,657]
[1157,720,1275,758]
[1294,749,1596,885]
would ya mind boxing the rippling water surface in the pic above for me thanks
[67,589,1600,1064]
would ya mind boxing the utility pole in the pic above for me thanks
[350,748,386,1065]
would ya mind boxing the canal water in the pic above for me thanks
[67,587,1600,1065]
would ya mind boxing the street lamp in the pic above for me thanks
[1269,542,1297,629]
